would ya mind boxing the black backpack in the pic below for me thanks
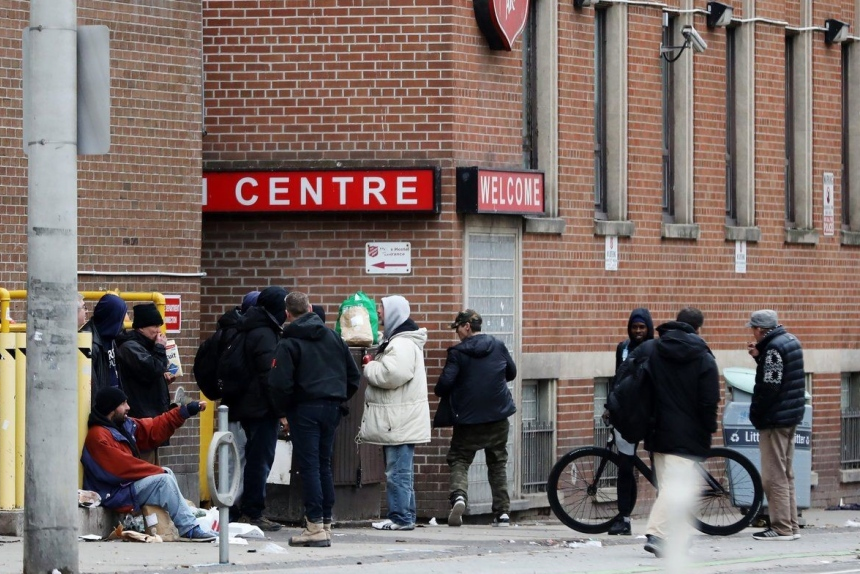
[606,345,655,444]
[193,310,248,402]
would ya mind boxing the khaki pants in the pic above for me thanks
[759,426,798,536]
[646,452,697,541]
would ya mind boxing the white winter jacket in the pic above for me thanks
[358,328,431,445]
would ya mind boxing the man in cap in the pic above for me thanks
[81,387,216,542]
[434,309,517,527]
[746,309,805,541]
[116,303,175,464]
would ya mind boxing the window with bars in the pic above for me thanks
[521,379,555,494]
[841,373,860,470]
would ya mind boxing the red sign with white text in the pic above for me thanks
[473,0,530,51]
[456,167,545,215]
[163,295,181,334]
[203,168,440,213]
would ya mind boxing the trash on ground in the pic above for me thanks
[228,522,266,539]
[428,517,438,526]
[260,542,288,554]
[78,534,102,541]
[78,490,101,508]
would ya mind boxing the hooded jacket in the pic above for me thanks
[81,294,128,407]
[116,329,169,419]
[749,325,805,429]
[80,406,191,512]
[223,293,285,421]
[270,311,361,408]
[359,296,431,445]
[615,307,654,369]
[639,321,720,457]
[434,333,517,426]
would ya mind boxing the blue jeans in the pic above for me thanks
[239,417,280,519]
[383,444,416,526]
[133,468,196,536]
[287,400,342,523]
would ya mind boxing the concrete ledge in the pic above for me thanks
[785,228,819,245]
[524,216,566,235]
[0,507,120,538]
[0,510,22,537]
[725,225,761,242]
[840,468,860,483]
[841,230,860,246]
[661,223,700,240]
[594,219,634,237]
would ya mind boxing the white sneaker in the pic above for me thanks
[372,519,415,531]
[448,496,466,527]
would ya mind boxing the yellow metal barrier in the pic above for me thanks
[0,332,15,509]
[0,288,173,508]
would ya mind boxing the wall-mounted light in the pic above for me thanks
[824,19,850,44]
[706,2,733,29]
[574,0,595,8]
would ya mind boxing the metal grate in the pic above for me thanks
[841,410,860,469]
[521,421,554,493]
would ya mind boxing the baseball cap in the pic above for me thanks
[450,309,482,329]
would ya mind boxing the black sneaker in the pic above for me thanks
[607,516,631,535]
[492,513,510,527]
[644,534,664,557]
[752,528,795,541]
[448,496,466,527]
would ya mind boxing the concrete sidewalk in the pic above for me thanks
[1,508,858,574]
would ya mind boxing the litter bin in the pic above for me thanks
[722,367,812,510]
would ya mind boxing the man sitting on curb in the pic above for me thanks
[81,387,217,542]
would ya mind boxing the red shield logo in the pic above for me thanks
[473,0,530,51]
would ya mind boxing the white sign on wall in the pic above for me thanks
[605,236,618,271]
[823,172,835,237]
[735,241,747,274]
[366,242,411,274]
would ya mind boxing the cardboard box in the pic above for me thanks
[141,504,180,541]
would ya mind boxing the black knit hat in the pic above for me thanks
[94,387,128,416]
[132,303,164,329]
[257,286,288,324]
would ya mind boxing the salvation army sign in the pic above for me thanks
[473,0,530,51]
[203,168,440,213]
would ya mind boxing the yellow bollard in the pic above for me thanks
[15,332,26,508]
[0,332,15,509]
[199,402,214,503]
[77,331,92,488]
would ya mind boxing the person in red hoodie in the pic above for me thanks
[81,387,216,542]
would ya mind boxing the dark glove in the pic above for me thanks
[338,402,350,417]
[181,401,202,418]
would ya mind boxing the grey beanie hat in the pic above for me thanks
[746,309,778,329]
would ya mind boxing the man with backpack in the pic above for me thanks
[223,285,289,532]
[605,308,653,536]
[267,291,361,547]
[626,307,719,558]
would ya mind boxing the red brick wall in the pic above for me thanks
[0,1,203,486]
[202,0,860,517]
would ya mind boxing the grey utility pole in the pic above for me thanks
[23,0,79,572]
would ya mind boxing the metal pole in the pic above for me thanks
[23,0,79,572]
[218,405,230,564]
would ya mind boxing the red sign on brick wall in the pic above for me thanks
[203,168,440,213]
[163,295,181,334]
[473,0,530,51]
[456,167,545,215]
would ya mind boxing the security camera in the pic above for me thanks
[682,25,708,53]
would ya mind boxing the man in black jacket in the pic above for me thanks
[226,285,288,532]
[269,291,360,547]
[434,309,517,528]
[633,307,719,557]
[746,309,804,541]
[116,303,175,464]
[80,293,129,409]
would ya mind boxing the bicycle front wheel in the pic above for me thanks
[692,447,764,536]
[546,447,624,534]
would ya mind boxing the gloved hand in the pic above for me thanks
[362,354,373,366]
[181,401,206,418]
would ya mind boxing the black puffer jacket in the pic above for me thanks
[269,312,361,408]
[641,321,720,458]
[434,334,517,426]
[115,330,169,419]
[223,305,283,421]
[750,326,805,429]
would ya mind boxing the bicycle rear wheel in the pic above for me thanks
[692,447,764,536]
[546,447,626,534]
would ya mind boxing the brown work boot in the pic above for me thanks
[289,519,329,548]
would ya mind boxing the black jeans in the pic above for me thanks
[616,452,637,517]
[287,400,342,523]
[239,416,280,519]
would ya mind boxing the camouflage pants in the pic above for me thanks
[446,419,510,515]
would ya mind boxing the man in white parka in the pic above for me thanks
[359,295,431,531]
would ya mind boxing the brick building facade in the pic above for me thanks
[0,0,859,519]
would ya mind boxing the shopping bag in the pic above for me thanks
[335,291,379,346]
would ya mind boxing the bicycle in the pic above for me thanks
[546,428,763,536]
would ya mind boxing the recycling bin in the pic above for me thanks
[722,367,812,510]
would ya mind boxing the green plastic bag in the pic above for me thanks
[335,291,379,345]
